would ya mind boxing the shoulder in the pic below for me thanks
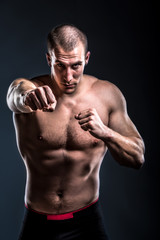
[84,74,116,90]
[85,74,127,111]
[85,74,124,99]
[11,74,50,88]
[30,74,51,87]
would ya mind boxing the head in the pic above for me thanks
[46,24,90,94]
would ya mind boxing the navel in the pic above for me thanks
[57,191,63,198]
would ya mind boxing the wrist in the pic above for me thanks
[100,125,114,142]
[16,92,32,113]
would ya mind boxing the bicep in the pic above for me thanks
[108,86,140,138]
[109,109,140,138]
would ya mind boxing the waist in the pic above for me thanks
[25,198,99,221]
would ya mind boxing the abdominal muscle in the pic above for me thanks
[24,145,106,214]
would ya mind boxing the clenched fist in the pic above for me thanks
[24,85,56,112]
[75,108,107,139]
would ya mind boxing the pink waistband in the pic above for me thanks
[25,198,99,220]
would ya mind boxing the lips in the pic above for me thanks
[65,85,75,89]
[62,83,76,88]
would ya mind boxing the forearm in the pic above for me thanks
[101,126,145,169]
[7,79,36,113]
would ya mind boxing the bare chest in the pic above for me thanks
[37,96,108,149]
[15,95,109,151]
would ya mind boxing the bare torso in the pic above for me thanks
[14,75,110,214]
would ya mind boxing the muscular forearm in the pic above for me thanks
[7,79,36,113]
[76,108,145,169]
[101,126,145,169]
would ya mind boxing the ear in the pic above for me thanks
[85,51,90,65]
[46,53,51,67]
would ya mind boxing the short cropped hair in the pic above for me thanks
[47,24,88,54]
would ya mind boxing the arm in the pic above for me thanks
[103,101,145,169]
[75,84,145,169]
[7,78,56,113]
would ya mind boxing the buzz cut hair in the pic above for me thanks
[47,23,88,54]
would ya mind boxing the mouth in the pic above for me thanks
[62,83,76,88]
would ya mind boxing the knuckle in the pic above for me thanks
[89,116,94,121]
[36,87,43,94]
[89,108,95,114]
[89,121,94,127]
[29,90,36,96]
[43,85,49,88]
[25,91,31,98]
[43,85,50,92]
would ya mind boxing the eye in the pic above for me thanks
[57,63,65,68]
[72,63,81,70]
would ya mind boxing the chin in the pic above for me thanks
[64,88,76,94]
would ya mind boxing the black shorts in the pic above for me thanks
[18,200,109,240]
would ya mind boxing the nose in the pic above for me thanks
[64,68,72,83]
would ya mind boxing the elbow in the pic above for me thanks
[118,154,145,169]
[133,154,145,169]
[119,153,145,169]
[133,139,145,169]
[124,138,145,169]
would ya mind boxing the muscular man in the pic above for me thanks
[7,24,145,240]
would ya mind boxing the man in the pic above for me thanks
[7,24,145,240]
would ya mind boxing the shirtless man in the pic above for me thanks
[7,24,145,240]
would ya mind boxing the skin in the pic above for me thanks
[7,42,145,214]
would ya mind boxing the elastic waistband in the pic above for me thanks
[25,198,99,221]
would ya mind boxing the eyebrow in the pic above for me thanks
[55,60,83,65]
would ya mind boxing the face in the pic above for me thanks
[46,43,90,94]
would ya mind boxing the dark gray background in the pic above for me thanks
[0,0,158,239]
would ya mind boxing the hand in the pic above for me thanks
[23,85,57,112]
[75,108,107,139]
